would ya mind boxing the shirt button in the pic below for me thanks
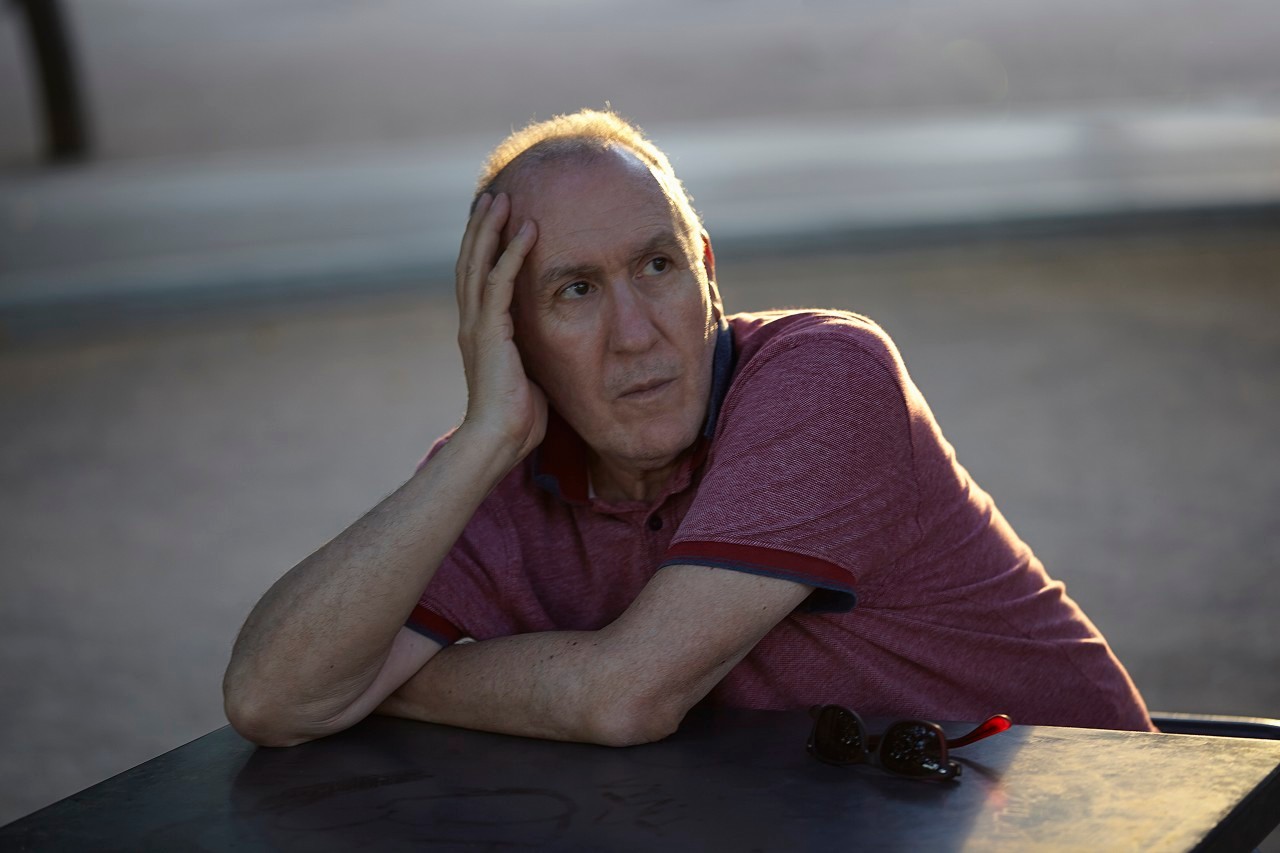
[647,515,663,531]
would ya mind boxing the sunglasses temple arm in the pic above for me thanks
[946,714,1013,748]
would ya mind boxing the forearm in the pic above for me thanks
[373,568,808,747]
[225,192,548,745]
[375,630,685,747]
[223,427,520,736]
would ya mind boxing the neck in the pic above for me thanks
[588,452,682,503]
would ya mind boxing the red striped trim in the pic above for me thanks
[663,540,856,588]
[406,605,465,645]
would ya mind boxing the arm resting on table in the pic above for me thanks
[223,194,549,747]
[221,429,511,747]
[377,564,812,746]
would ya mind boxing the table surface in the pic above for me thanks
[3,710,1279,852]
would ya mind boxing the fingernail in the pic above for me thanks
[518,220,532,236]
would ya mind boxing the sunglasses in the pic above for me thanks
[807,705,1012,781]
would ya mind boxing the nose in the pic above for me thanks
[606,277,661,354]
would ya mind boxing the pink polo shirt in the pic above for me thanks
[410,310,1154,731]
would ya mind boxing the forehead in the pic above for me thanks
[506,149,693,271]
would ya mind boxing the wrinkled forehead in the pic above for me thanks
[501,148,699,251]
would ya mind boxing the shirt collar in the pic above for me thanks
[532,317,736,506]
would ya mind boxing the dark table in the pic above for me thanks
[4,709,1279,851]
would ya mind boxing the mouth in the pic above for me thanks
[618,377,676,401]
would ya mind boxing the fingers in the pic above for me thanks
[457,192,539,329]
[456,193,493,277]
[455,193,493,298]
[456,192,506,319]
[483,219,537,318]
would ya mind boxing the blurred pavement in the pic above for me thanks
[4,108,1280,341]
[5,0,1280,335]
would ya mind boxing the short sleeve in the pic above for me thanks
[663,328,922,612]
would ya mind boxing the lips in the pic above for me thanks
[618,377,676,399]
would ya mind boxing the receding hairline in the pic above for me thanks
[484,140,643,200]
[472,109,702,231]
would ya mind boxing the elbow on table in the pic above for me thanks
[223,686,329,748]
[586,691,689,748]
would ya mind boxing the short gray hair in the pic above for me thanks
[475,108,702,232]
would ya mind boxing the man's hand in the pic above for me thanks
[455,192,546,464]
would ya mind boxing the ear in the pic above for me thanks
[701,230,724,321]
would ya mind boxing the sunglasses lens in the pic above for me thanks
[809,705,868,765]
[879,721,957,779]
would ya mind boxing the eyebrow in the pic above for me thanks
[538,229,685,290]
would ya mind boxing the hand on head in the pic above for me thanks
[454,192,547,463]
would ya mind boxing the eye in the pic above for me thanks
[642,256,670,276]
[559,281,593,300]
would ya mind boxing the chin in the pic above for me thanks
[619,419,701,466]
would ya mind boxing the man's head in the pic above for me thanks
[475,109,702,236]
[477,110,722,497]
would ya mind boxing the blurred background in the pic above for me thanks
[2,0,1279,833]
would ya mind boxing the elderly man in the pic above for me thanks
[223,110,1153,748]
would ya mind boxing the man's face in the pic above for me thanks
[504,150,721,483]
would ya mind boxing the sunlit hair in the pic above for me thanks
[475,108,703,233]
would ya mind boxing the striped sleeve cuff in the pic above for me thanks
[661,540,858,613]
[406,604,466,646]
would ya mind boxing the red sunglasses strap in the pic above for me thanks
[946,714,1013,748]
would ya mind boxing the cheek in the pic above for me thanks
[511,320,587,397]
[672,280,715,333]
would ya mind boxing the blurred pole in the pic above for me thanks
[13,0,92,163]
